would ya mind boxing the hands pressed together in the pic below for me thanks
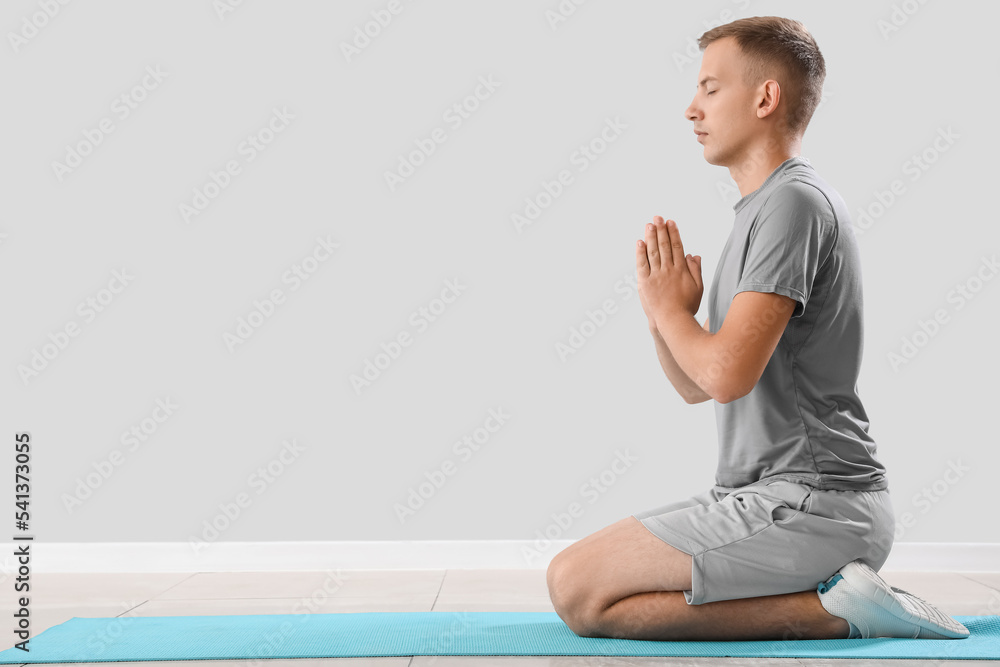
[636,216,704,329]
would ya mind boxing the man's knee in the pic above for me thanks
[546,552,572,613]
[546,553,604,636]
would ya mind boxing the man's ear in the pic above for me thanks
[757,79,780,119]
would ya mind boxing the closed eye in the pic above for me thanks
[707,90,717,95]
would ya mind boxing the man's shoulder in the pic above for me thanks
[766,175,837,213]
[757,174,847,234]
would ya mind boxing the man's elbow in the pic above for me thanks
[683,391,711,405]
[714,390,740,405]
[711,376,753,405]
[683,382,739,405]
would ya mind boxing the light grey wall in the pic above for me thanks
[2,0,997,547]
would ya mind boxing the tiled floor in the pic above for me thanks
[2,569,998,666]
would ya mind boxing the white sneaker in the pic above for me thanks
[816,559,970,639]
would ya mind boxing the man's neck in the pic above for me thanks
[729,155,797,197]
[729,130,803,198]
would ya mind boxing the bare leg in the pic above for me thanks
[547,516,852,641]
[591,588,851,641]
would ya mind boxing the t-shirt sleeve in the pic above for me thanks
[735,181,838,319]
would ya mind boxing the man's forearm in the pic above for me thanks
[650,325,712,403]
[653,309,720,402]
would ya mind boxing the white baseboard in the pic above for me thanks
[879,543,1000,572]
[3,541,998,573]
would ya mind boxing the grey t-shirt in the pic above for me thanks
[707,156,888,491]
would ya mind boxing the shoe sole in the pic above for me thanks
[840,560,970,639]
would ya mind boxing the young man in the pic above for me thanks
[545,16,969,642]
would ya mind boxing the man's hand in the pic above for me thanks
[637,216,704,327]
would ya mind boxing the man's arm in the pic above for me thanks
[650,316,712,404]
[654,291,797,404]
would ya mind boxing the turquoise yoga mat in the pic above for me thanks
[1,612,998,662]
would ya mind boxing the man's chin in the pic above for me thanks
[702,151,724,167]
[701,147,731,168]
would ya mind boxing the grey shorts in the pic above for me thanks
[631,479,894,605]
